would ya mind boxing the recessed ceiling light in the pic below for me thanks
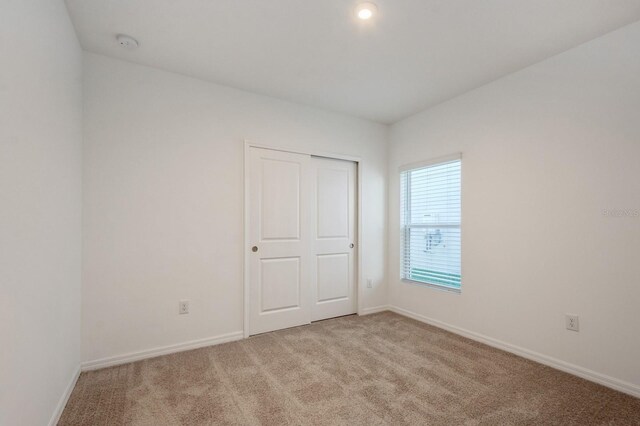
[116,34,139,49]
[356,2,377,20]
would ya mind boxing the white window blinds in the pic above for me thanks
[400,156,461,290]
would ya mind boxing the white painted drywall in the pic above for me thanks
[82,53,388,363]
[65,0,640,123]
[388,22,640,390]
[0,1,83,425]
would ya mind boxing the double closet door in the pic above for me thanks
[248,147,357,335]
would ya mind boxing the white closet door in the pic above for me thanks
[248,147,312,335]
[310,157,357,321]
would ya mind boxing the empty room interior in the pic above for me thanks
[3,0,640,425]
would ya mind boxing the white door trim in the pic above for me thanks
[243,140,363,338]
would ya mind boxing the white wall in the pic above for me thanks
[388,22,640,394]
[82,53,388,364]
[0,1,83,425]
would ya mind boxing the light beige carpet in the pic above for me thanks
[59,312,640,425]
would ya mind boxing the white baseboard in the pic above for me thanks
[359,305,390,315]
[388,305,640,398]
[81,331,244,371]
[48,365,81,426]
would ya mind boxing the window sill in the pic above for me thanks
[401,278,461,294]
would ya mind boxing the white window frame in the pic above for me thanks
[400,153,462,293]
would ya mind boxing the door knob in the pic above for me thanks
[349,243,354,248]
[252,246,258,252]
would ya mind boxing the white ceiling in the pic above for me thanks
[65,0,640,123]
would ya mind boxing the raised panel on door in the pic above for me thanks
[311,157,357,321]
[261,159,300,241]
[317,254,349,302]
[317,167,349,238]
[249,147,311,335]
[260,257,301,312]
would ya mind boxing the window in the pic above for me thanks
[400,155,461,291]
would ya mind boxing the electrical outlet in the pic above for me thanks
[179,300,189,315]
[366,278,373,288]
[565,314,579,331]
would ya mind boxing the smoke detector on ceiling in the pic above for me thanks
[116,34,139,49]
